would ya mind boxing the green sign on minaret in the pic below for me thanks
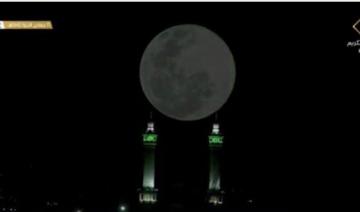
[143,133,157,144]
[209,135,223,144]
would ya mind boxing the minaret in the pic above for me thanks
[208,122,225,205]
[139,119,158,204]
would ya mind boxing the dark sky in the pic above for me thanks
[0,2,358,211]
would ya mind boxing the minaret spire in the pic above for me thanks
[208,116,225,205]
[139,114,158,204]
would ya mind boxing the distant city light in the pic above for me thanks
[120,205,126,211]
[46,201,59,207]
[118,204,128,212]
[1,209,17,212]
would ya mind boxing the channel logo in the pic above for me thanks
[0,20,53,30]
[353,18,360,36]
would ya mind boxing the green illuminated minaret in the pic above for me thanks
[208,123,225,205]
[139,121,158,204]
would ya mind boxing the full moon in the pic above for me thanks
[140,24,236,121]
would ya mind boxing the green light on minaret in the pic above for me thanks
[143,133,157,144]
[209,135,223,144]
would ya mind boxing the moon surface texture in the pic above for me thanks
[140,24,236,121]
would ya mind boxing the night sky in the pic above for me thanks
[0,2,358,212]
